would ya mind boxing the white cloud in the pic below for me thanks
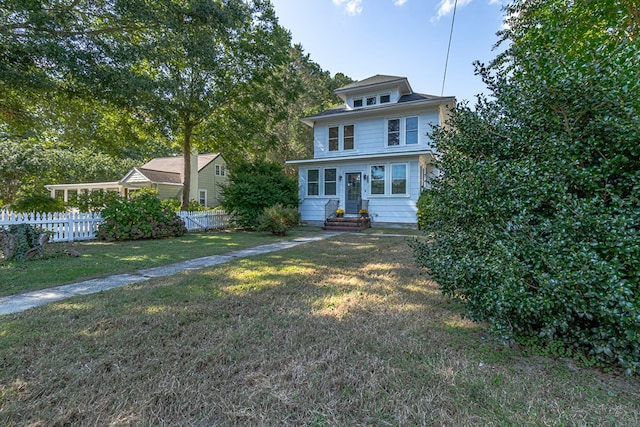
[432,0,473,22]
[332,0,363,15]
[394,0,408,5]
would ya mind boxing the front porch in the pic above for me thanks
[323,216,371,232]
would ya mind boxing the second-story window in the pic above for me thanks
[344,125,354,150]
[366,96,377,106]
[387,119,400,146]
[406,117,419,145]
[329,126,339,151]
[353,98,363,108]
[380,94,391,104]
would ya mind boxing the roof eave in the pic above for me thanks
[286,149,436,165]
[300,96,455,126]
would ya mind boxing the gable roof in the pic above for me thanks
[301,92,455,126]
[334,74,413,100]
[136,168,182,184]
[141,153,220,179]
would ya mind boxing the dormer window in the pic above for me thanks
[366,96,377,106]
[380,94,391,104]
[353,98,363,108]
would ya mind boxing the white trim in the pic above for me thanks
[286,150,434,165]
[301,96,454,127]
[386,115,419,148]
[367,162,410,197]
[198,189,207,206]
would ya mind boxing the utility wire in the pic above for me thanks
[441,0,458,96]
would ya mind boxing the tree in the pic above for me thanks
[412,0,640,373]
[95,0,292,209]
[2,1,294,210]
[261,45,352,169]
[221,160,297,230]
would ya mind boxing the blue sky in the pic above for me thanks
[270,0,510,104]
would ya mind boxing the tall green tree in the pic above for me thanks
[93,0,292,208]
[412,0,640,373]
[262,44,352,169]
[2,0,294,209]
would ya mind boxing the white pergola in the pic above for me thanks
[44,182,124,202]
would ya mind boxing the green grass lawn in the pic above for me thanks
[0,226,326,297]
[1,233,638,425]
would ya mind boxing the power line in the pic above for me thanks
[441,0,458,96]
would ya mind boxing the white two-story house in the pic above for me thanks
[286,75,455,227]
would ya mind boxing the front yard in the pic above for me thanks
[1,232,639,425]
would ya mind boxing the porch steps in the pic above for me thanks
[323,217,371,232]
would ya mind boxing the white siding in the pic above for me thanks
[313,109,441,158]
[125,170,150,184]
[298,159,421,226]
[157,184,181,200]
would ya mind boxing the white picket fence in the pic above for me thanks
[0,209,230,242]
[177,210,230,232]
[0,210,102,242]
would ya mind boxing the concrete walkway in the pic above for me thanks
[0,233,339,316]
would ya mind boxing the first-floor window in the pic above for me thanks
[198,189,207,206]
[371,165,385,195]
[392,164,407,194]
[324,168,337,196]
[307,169,319,196]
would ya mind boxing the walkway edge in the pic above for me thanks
[0,233,340,316]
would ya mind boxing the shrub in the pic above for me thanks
[97,193,187,241]
[12,194,66,213]
[411,0,640,374]
[221,160,298,229]
[186,199,205,211]
[416,190,430,230]
[256,204,300,236]
[160,198,182,211]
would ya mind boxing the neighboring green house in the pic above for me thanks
[45,153,228,208]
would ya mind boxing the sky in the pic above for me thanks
[270,0,510,104]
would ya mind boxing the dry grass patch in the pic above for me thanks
[1,234,639,426]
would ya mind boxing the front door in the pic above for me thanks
[345,172,361,215]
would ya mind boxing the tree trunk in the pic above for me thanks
[181,122,195,211]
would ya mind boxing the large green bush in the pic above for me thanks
[221,160,298,229]
[412,0,639,373]
[97,193,186,241]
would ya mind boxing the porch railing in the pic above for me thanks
[325,199,339,219]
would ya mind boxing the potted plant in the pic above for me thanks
[335,208,344,218]
[358,208,368,218]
